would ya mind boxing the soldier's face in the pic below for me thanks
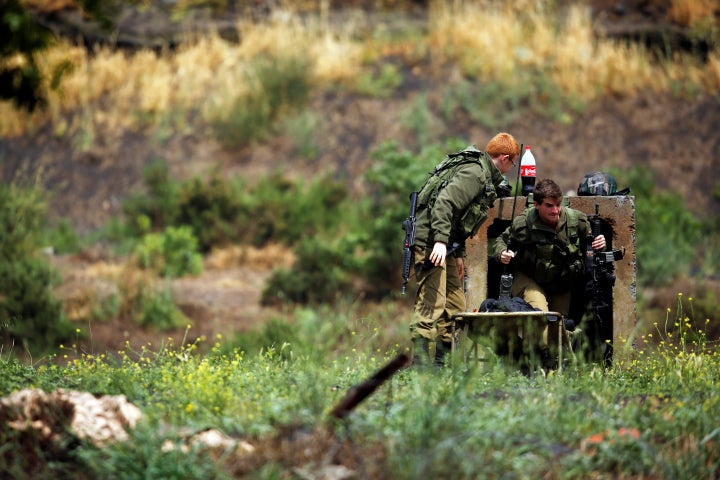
[535,198,562,228]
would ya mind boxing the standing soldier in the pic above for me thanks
[410,133,520,368]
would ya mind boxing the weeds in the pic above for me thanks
[2,293,718,478]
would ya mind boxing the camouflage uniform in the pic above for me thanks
[492,206,590,358]
[411,150,506,345]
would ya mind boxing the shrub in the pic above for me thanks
[240,173,348,247]
[0,257,74,353]
[136,285,187,331]
[612,166,702,286]
[353,63,403,98]
[44,218,81,255]
[122,159,180,236]
[261,236,354,306]
[176,175,244,252]
[115,268,186,331]
[134,226,203,278]
[0,184,73,353]
[210,53,311,148]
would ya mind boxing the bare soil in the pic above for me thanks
[2,1,719,355]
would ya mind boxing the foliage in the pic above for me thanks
[239,173,348,248]
[209,54,312,148]
[0,0,122,112]
[0,0,56,111]
[44,218,81,255]
[122,159,181,236]
[136,284,188,331]
[0,184,72,353]
[175,175,243,253]
[611,166,703,287]
[115,269,187,331]
[0,297,718,478]
[261,236,355,305]
[134,226,203,278]
[119,161,349,255]
[440,73,582,128]
[353,63,404,98]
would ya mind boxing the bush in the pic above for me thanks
[176,174,244,252]
[261,236,355,306]
[210,53,311,147]
[136,285,187,331]
[134,226,203,278]
[44,218,81,255]
[0,184,73,353]
[122,159,180,236]
[239,173,348,247]
[0,257,74,352]
[612,166,702,286]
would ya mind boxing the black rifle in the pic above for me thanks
[401,191,418,294]
[498,144,525,302]
[585,204,624,360]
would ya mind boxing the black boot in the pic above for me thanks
[412,337,430,368]
[434,341,452,368]
[540,348,556,372]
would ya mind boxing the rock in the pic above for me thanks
[0,388,143,448]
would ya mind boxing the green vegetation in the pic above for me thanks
[1,297,718,478]
[134,226,203,278]
[0,184,74,354]
[4,143,720,352]
[208,54,312,147]
[1,2,719,475]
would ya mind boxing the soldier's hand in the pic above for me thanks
[429,242,447,266]
[592,235,606,251]
[500,249,515,265]
[456,257,464,279]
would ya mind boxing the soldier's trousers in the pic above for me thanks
[510,271,571,351]
[409,245,466,344]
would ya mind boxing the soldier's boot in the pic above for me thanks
[411,337,431,368]
[434,340,453,368]
[540,348,556,372]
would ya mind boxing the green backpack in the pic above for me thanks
[417,145,485,208]
[416,145,496,239]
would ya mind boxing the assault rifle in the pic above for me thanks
[401,191,418,295]
[498,144,525,302]
[585,204,624,360]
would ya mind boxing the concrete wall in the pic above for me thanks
[464,195,637,356]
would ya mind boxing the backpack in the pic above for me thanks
[416,145,485,209]
[577,172,630,196]
[416,145,497,239]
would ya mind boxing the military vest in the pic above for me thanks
[513,207,585,293]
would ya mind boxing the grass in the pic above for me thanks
[1,296,719,478]
[1,4,719,475]
[1,2,718,139]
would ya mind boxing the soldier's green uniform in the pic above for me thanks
[492,206,590,362]
[410,148,506,357]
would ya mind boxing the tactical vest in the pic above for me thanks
[416,147,497,240]
[513,208,585,293]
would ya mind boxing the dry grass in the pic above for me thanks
[205,243,295,271]
[667,0,719,28]
[428,2,678,99]
[0,2,718,138]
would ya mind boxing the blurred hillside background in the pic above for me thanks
[1,0,719,356]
